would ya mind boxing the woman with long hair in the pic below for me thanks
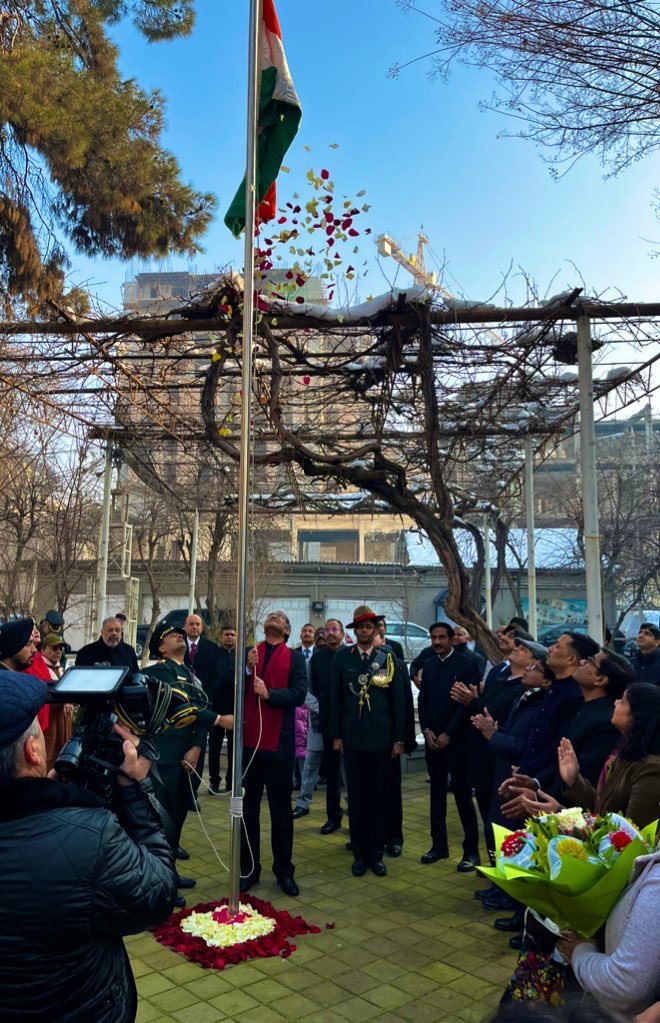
[559,682,660,829]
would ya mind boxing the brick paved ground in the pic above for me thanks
[131,766,515,1023]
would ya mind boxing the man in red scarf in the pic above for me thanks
[240,610,307,898]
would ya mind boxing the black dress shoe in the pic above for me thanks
[385,842,403,857]
[482,890,517,912]
[176,874,197,889]
[176,846,190,861]
[457,854,481,873]
[494,913,525,932]
[371,860,387,876]
[474,885,498,901]
[240,874,259,893]
[173,892,186,908]
[509,934,523,950]
[351,859,367,876]
[209,781,220,794]
[224,781,232,792]
[292,806,309,819]
[320,818,341,834]
[278,877,300,897]
[421,848,449,864]
[345,841,353,851]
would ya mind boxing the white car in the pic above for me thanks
[382,620,430,662]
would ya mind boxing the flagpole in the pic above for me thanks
[229,0,262,918]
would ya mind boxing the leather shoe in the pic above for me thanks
[421,848,449,864]
[482,891,516,912]
[278,876,300,897]
[457,854,481,873]
[371,860,387,876]
[351,859,367,876]
[494,913,525,932]
[176,874,196,889]
[173,892,186,908]
[386,842,402,857]
[345,841,353,851]
[292,806,309,819]
[509,934,523,950]
[240,874,259,893]
[475,885,498,901]
[176,846,190,861]
[320,818,342,834]
[209,781,220,794]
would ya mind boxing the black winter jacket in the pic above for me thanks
[0,776,176,1022]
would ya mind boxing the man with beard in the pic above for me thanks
[0,618,49,734]
[330,606,406,878]
[294,618,345,829]
[240,610,307,897]
[75,617,139,674]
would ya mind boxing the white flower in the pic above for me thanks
[181,904,276,948]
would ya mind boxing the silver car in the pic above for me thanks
[383,621,430,661]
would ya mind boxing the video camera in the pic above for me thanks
[49,666,201,804]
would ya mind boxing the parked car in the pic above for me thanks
[381,621,430,661]
[538,623,625,654]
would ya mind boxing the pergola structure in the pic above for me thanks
[1,281,658,653]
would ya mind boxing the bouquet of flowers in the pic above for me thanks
[479,807,657,938]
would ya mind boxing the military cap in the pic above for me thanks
[44,609,64,627]
[149,622,186,659]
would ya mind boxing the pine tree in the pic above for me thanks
[0,1,215,312]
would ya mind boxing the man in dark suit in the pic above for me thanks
[75,617,139,673]
[376,619,405,661]
[330,605,406,878]
[183,613,220,800]
[298,617,346,833]
[207,624,236,793]
[418,621,483,871]
[240,610,307,897]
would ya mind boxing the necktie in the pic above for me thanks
[304,648,310,660]
[362,651,369,664]
[190,642,197,660]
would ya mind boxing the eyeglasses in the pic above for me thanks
[580,656,599,668]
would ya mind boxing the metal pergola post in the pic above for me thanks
[483,518,493,629]
[96,443,113,633]
[524,437,537,639]
[576,315,604,644]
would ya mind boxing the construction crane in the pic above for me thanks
[376,229,454,300]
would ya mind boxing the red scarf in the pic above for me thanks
[25,653,51,731]
[243,641,292,752]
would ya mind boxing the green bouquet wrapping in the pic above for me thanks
[478,807,657,938]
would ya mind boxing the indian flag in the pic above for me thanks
[225,0,302,238]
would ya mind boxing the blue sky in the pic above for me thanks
[71,0,660,311]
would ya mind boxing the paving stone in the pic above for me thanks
[130,775,513,1023]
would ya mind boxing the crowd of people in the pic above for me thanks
[0,604,658,1021]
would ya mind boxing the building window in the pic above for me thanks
[298,530,359,563]
[364,531,400,564]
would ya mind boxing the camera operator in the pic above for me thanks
[0,670,177,1022]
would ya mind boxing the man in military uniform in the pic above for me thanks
[143,623,233,904]
[330,605,406,878]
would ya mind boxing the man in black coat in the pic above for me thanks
[0,669,176,1022]
[303,617,347,834]
[76,617,139,674]
[631,622,660,686]
[183,613,222,798]
[418,621,482,871]
[202,623,236,793]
